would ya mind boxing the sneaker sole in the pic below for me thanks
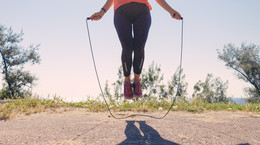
[124,96,133,100]
[134,94,142,98]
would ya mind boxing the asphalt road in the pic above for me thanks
[0,109,260,145]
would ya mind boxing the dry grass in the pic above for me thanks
[1,97,260,120]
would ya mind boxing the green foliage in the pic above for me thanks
[141,62,188,101]
[0,25,40,99]
[104,80,113,104]
[1,97,260,120]
[244,87,260,103]
[167,67,188,102]
[141,61,164,99]
[192,74,229,103]
[248,103,260,112]
[112,66,124,100]
[0,96,108,120]
[217,43,260,102]
[0,84,9,100]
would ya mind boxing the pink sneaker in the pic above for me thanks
[124,81,133,99]
[133,79,142,98]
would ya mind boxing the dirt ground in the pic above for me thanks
[0,109,260,145]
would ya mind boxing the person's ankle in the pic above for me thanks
[134,73,140,82]
[133,78,140,82]
[125,77,131,82]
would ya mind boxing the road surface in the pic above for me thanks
[0,109,260,145]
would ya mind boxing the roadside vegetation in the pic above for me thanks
[1,96,259,120]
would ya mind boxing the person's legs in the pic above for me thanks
[114,11,134,79]
[114,9,134,99]
[114,2,151,99]
[132,7,151,80]
[132,7,151,97]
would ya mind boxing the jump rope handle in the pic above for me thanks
[87,17,91,20]
[173,13,183,20]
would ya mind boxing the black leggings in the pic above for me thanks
[114,2,151,77]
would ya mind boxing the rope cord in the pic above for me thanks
[86,17,184,119]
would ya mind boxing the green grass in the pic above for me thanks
[1,97,260,120]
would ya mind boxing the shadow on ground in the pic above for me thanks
[118,120,179,145]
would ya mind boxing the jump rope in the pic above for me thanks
[86,14,184,119]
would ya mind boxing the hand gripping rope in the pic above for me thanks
[86,16,184,119]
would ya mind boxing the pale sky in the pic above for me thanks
[1,0,259,101]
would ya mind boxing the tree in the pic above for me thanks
[0,25,40,99]
[112,66,124,101]
[103,80,115,105]
[192,74,229,103]
[141,61,164,99]
[217,43,260,102]
[167,67,188,102]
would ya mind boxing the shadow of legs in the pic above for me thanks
[118,121,179,145]
[138,121,179,145]
[118,121,142,145]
